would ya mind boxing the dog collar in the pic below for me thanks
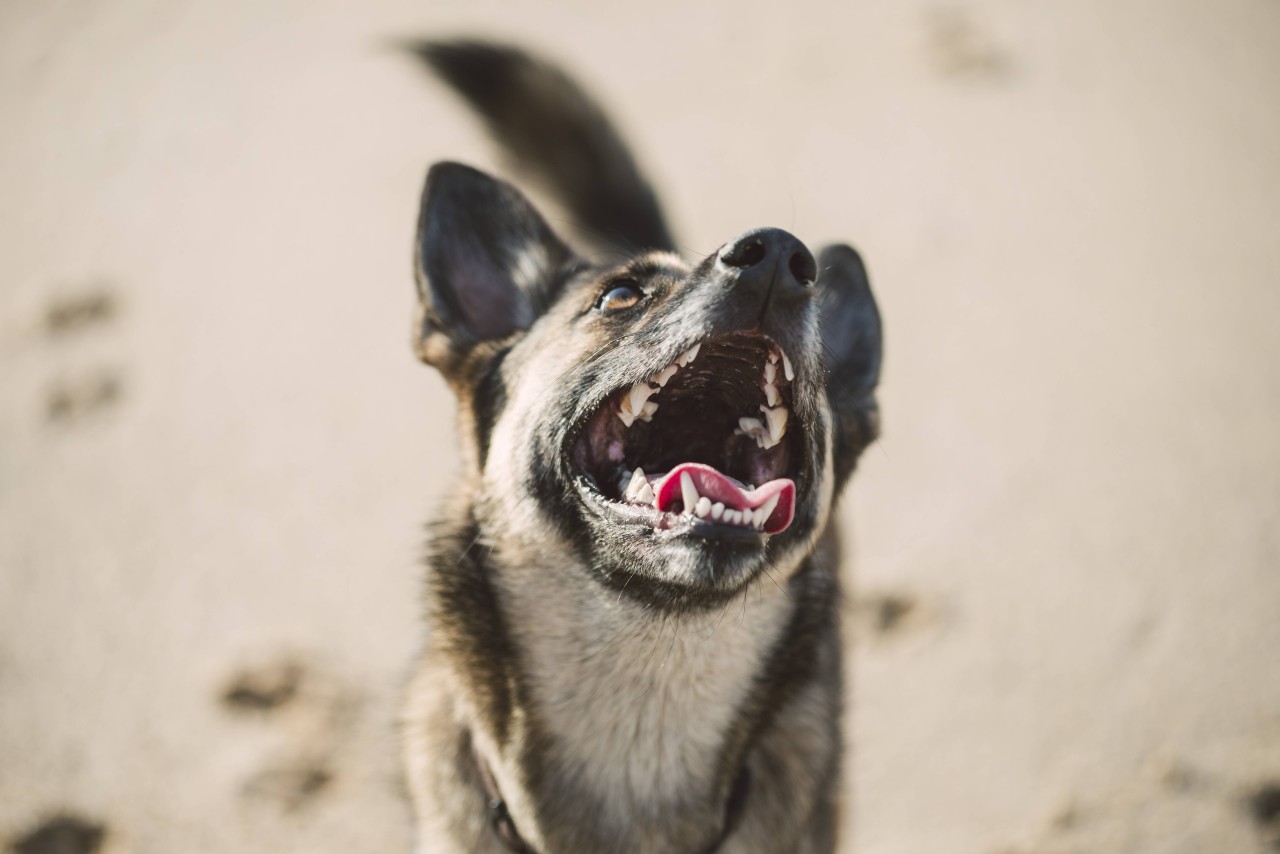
[473,746,751,853]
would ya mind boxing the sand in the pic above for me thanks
[2,1,1278,851]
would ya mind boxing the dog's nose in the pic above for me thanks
[717,228,817,291]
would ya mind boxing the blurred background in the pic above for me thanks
[2,0,1278,852]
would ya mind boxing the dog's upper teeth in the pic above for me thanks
[628,382,656,416]
[711,501,725,520]
[680,471,699,515]
[676,343,701,366]
[781,353,795,382]
[652,364,679,387]
[758,404,789,449]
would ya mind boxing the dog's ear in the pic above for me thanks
[414,162,577,374]
[816,244,883,478]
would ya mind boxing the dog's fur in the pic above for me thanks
[400,42,882,853]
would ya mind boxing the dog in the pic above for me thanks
[399,41,882,853]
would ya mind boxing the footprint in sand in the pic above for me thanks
[40,286,125,426]
[11,814,106,854]
[220,654,360,813]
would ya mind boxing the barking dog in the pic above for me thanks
[400,41,882,854]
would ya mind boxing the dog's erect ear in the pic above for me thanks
[414,162,576,371]
[816,244,883,476]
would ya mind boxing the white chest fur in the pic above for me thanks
[501,567,793,813]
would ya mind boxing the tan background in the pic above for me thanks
[2,1,1279,852]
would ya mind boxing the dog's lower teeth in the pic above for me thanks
[624,468,655,504]
[757,493,780,525]
[680,472,699,515]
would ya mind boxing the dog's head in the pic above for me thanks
[414,163,881,608]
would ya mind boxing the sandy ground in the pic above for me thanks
[2,0,1279,851]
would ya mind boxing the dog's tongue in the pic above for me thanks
[652,463,795,534]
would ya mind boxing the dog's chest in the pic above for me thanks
[504,576,793,810]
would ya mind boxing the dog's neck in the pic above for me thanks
[490,547,795,832]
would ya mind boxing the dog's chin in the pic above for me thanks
[568,474,821,609]
[574,498,785,605]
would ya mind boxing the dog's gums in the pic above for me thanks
[572,333,800,536]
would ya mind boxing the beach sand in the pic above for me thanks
[2,1,1278,851]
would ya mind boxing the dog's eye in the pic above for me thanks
[596,281,644,312]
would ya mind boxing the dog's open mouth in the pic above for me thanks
[571,334,800,536]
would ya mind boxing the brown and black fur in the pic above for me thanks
[399,41,882,853]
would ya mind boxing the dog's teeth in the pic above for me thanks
[711,502,725,520]
[763,383,780,407]
[638,400,658,422]
[680,472,699,515]
[617,409,636,428]
[782,353,795,382]
[653,364,679,387]
[756,493,781,528]
[746,484,756,492]
[767,349,780,365]
[628,382,656,418]
[624,468,645,499]
[760,405,789,444]
[723,509,737,525]
[763,362,777,384]
[676,343,701,366]
[695,496,711,518]
[736,416,765,438]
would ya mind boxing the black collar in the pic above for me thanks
[474,746,751,854]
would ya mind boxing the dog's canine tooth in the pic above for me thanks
[710,502,725,520]
[680,472,698,515]
[695,496,711,518]
[757,493,781,527]
[652,364,678,387]
[782,352,795,382]
[628,381,656,417]
[675,343,701,366]
[760,405,789,443]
